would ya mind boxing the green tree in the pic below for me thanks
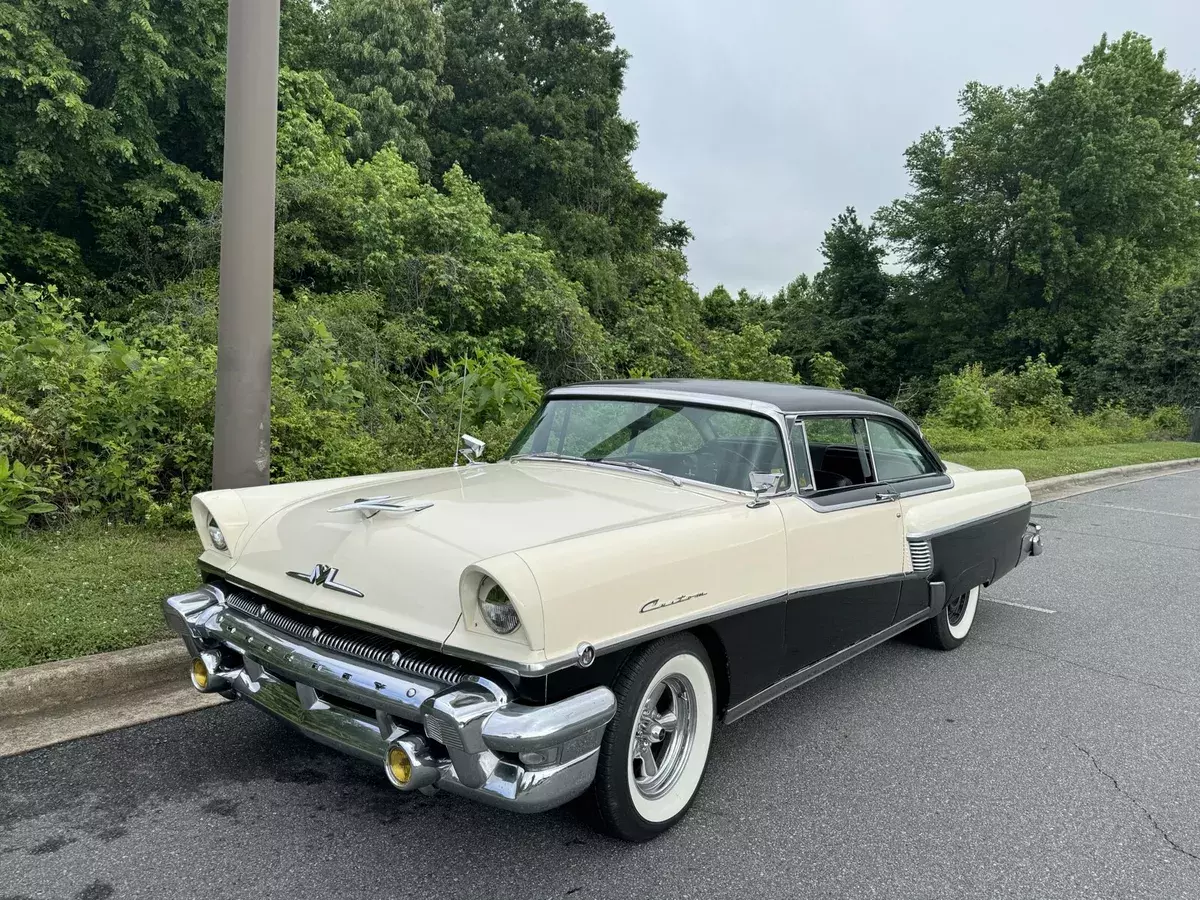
[429,0,688,328]
[1090,279,1200,412]
[812,208,900,397]
[322,0,452,172]
[880,32,1200,386]
[0,0,226,306]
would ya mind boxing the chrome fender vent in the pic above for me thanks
[908,539,934,573]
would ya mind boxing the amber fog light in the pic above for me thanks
[386,746,413,786]
[190,657,210,691]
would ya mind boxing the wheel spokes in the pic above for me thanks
[637,744,659,778]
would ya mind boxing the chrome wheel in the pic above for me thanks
[629,673,696,800]
[946,591,970,627]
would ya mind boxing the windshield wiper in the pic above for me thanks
[509,451,589,463]
[510,453,682,486]
[586,458,682,486]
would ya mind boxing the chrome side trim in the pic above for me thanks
[906,501,1032,541]
[724,605,937,723]
[523,571,925,676]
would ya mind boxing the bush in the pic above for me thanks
[986,354,1073,423]
[0,277,545,528]
[0,456,56,526]
[931,364,998,430]
[921,359,1186,454]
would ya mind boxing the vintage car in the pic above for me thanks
[164,379,1042,840]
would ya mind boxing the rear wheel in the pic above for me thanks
[592,634,714,841]
[917,585,980,650]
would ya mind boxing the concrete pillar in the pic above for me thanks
[212,0,281,488]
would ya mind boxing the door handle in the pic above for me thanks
[874,490,898,502]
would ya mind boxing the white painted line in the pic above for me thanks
[984,597,1057,614]
[1060,499,1200,521]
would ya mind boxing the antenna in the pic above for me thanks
[453,357,468,466]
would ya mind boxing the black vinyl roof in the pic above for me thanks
[558,379,915,424]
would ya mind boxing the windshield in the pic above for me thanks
[507,397,789,492]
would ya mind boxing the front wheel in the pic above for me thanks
[917,585,980,650]
[592,634,715,841]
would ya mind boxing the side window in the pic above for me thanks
[867,419,938,481]
[803,417,876,490]
[787,421,812,491]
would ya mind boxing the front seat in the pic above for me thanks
[813,469,854,490]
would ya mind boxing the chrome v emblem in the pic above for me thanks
[285,563,364,598]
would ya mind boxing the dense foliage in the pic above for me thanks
[0,3,1195,527]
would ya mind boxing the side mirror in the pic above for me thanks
[747,471,784,508]
[457,433,486,466]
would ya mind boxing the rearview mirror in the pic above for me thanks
[457,433,486,466]
[747,471,784,507]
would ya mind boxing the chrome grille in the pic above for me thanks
[224,588,469,685]
[908,539,934,572]
[423,716,464,751]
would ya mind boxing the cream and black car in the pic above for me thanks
[165,379,1042,840]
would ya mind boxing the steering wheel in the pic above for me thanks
[695,444,761,488]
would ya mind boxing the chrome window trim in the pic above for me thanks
[906,501,1033,540]
[795,492,890,513]
[547,384,785,419]
[890,476,956,500]
[861,415,880,481]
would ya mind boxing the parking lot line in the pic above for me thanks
[983,596,1057,614]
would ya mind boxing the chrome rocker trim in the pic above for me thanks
[164,584,616,814]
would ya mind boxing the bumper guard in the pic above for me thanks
[164,584,615,813]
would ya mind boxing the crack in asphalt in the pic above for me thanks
[977,638,1198,701]
[1074,743,1200,864]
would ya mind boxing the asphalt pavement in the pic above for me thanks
[3,473,1199,900]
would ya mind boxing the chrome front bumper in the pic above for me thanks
[163,584,616,813]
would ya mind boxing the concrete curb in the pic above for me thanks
[2,454,1198,755]
[0,638,192,718]
[1028,456,1200,503]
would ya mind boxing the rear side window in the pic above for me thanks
[867,419,937,481]
[803,417,876,490]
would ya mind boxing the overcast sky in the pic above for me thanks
[588,0,1200,296]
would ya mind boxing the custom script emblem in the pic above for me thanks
[640,592,708,614]
[286,563,364,598]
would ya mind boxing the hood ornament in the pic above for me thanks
[286,563,364,598]
[328,495,434,519]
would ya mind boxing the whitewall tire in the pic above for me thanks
[593,634,715,841]
[918,585,981,650]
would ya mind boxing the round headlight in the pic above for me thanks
[477,578,520,635]
[207,516,228,551]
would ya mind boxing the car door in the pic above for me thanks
[775,416,907,673]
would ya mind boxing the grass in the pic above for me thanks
[945,441,1200,481]
[0,519,199,672]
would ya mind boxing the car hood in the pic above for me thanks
[213,461,725,646]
